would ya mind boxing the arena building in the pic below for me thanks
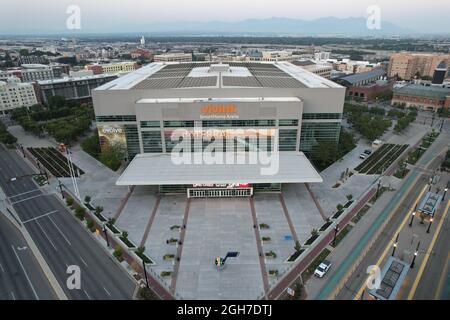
[92,61,345,197]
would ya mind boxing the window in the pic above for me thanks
[140,120,160,128]
[142,131,163,153]
[279,129,298,151]
[163,120,195,128]
[279,119,299,126]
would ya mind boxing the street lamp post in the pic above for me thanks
[376,179,382,199]
[392,233,399,257]
[426,217,434,234]
[58,179,65,199]
[443,182,449,200]
[408,210,416,227]
[333,223,340,246]
[103,224,110,247]
[410,241,420,269]
[142,261,149,288]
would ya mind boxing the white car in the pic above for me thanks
[359,149,372,159]
[314,260,332,278]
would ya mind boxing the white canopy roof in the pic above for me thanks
[116,152,322,186]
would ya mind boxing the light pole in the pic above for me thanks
[57,179,65,199]
[392,233,399,257]
[408,210,416,227]
[410,241,420,269]
[142,261,149,288]
[376,179,382,199]
[426,217,434,234]
[333,223,340,246]
[102,224,110,247]
[443,182,449,200]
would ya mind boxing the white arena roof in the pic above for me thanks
[116,152,322,186]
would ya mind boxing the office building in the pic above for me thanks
[0,77,38,114]
[153,53,193,63]
[388,52,450,80]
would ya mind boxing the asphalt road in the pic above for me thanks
[335,173,430,299]
[0,144,136,300]
[413,173,450,300]
[0,213,57,300]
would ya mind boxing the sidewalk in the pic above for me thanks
[305,176,402,299]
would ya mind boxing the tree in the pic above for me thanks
[315,141,338,170]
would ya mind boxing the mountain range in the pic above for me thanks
[132,16,414,36]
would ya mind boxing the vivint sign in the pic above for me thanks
[200,104,238,119]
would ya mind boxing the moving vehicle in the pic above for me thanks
[314,260,332,278]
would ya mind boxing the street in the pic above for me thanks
[0,213,56,300]
[0,144,136,300]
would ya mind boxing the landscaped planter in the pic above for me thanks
[265,251,277,259]
[332,210,344,220]
[118,236,137,249]
[286,249,305,263]
[304,234,319,246]
[160,271,172,278]
[319,221,332,232]
[166,238,178,245]
[106,223,121,235]
[163,254,175,261]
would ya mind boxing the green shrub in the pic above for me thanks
[113,246,124,261]
[66,197,74,206]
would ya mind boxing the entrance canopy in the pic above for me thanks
[116,152,322,186]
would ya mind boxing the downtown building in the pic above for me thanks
[0,77,38,114]
[92,61,345,197]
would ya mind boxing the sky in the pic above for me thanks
[0,0,449,34]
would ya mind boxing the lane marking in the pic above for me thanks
[22,210,58,224]
[10,291,16,300]
[35,220,58,252]
[353,184,428,299]
[47,215,72,246]
[408,200,450,300]
[10,194,49,205]
[84,290,92,300]
[103,286,111,297]
[435,251,450,300]
[0,263,4,273]
[11,245,39,300]
[80,256,88,268]
[7,189,41,199]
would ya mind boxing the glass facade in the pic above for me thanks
[302,113,342,120]
[96,115,137,122]
[202,119,276,127]
[300,122,341,154]
[124,125,140,160]
[279,129,298,151]
[142,131,163,153]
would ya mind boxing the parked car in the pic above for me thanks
[314,260,332,278]
[359,149,372,159]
